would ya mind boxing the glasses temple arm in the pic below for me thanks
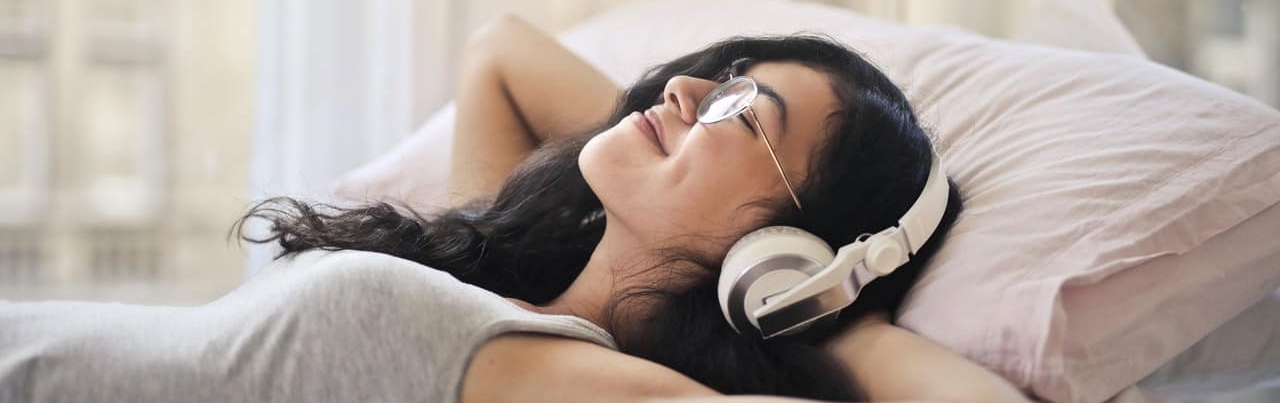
[746,107,803,211]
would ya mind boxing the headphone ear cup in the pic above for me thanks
[718,226,834,334]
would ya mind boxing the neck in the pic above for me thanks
[533,220,650,334]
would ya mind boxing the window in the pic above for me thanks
[0,0,48,224]
[0,61,46,205]
[0,228,45,285]
[79,0,167,224]
[80,64,166,223]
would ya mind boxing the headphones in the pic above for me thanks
[717,148,950,339]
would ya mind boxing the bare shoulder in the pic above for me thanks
[461,333,716,403]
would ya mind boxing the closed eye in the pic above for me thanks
[736,115,758,137]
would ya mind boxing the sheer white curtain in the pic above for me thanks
[249,0,443,274]
[254,0,418,201]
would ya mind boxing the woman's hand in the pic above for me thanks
[823,313,1033,403]
[449,15,620,206]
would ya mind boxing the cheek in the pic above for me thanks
[580,127,779,238]
[661,137,779,221]
[674,135,778,199]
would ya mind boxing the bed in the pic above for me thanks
[331,0,1280,402]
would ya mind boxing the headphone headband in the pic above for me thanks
[899,147,949,255]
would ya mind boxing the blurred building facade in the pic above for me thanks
[0,0,254,304]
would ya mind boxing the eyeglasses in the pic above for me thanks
[695,75,804,211]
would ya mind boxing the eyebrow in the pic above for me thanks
[755,82,789,137]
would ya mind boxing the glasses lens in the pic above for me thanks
[697,76,758,124]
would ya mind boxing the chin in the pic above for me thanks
[578,131,611,191]
[580,135,649,212]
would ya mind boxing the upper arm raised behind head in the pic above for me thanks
[464,14,621,141]
[461,333,717,403]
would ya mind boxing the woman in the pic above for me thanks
[0,16,1027,403]
[245,14,1025,403]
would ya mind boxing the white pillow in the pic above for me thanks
[332,1,1280,402]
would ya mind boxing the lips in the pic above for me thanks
[631,110,667,155]
[644,109,667,153]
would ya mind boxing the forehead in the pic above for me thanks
[741,62,839,147]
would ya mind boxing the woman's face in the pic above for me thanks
[580,61,840,254]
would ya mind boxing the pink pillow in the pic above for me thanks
[333,1,1280,402]
[888,29,1280,403]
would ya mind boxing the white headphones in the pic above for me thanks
[717,148,950,338]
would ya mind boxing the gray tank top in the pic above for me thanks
[0,249,616,403]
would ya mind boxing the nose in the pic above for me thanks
[660,76,718,125]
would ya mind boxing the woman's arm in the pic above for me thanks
[449,15,621,206]
[461,333,719,403]
[462,334,921,403]
[824,314,1032,403]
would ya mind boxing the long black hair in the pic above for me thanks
[236,35,963,401]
